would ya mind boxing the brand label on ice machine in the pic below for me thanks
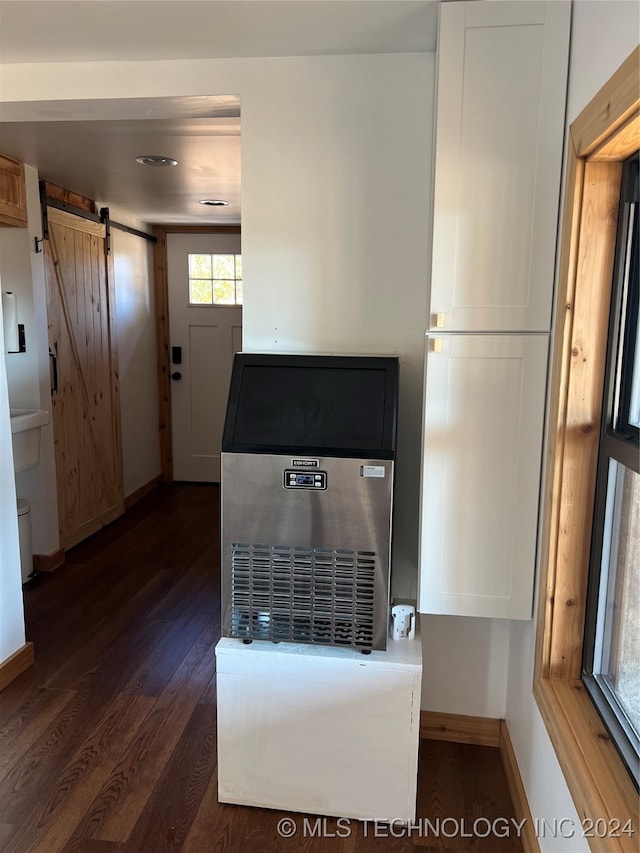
[284,470,327,490]
[361,465,386,478]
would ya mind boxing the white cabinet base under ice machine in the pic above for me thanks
[215,625,422,821]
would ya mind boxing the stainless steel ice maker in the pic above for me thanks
[220,353,399,652]
[221,453,394,650]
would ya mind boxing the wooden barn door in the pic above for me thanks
[44,207,124,549]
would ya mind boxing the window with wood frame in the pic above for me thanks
[582,154,639,789]
[535,47,639,853]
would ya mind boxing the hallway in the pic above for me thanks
[0,484,521,852]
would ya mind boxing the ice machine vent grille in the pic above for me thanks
[230,544,376,649]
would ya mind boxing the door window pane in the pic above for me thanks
[189,254,212,279]
[188,253,242,305]
[189,279,213,305]
[213,280,236,305]
[213,254,235,280]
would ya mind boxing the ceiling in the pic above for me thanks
[0,100,243,225]
[0,0,439,226]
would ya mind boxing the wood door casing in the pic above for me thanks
[45,207,124,549]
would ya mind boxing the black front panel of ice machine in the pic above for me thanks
[222,354,398,459]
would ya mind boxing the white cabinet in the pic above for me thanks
[419,1,569,620]
[216,631,423,822]
[429,1,570,333]
[418,334,548,619]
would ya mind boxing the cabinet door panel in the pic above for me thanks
[0,153,27,227]
[418,334,548,619]
[429,1,570,332]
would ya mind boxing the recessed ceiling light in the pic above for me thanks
[199,199,230,206]
[135,155,178,167]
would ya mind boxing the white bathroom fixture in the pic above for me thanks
[9,408,49,473]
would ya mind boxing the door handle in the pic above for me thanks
[171,371,182,381]
[49,347,58,394]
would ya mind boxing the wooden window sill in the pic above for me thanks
[534,678,638,853]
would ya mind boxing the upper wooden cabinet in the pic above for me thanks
[0,154,27,227]
[429,1,571,333]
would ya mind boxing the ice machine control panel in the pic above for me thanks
[284,470,327,490]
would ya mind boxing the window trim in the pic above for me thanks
[534,47,639,852]
[581,155,639,785]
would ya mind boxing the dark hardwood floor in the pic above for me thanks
[0,484,523,852]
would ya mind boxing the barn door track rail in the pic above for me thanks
[37,180,157,254]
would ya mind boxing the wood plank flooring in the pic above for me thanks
[0,484,523,852]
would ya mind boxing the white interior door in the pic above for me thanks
[167,232,242,482]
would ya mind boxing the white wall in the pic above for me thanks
[566,0,639,122]
[0,51,434,590]
[238,55,433,603]
[0,50,516,719]
[107,211,160,498]
[420,615,510,717]
[0,262,26,664]
[3,165,59,557]
[0,212,39,410]
[505,5,640,851]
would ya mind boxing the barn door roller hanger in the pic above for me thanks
[36,180,157,254]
